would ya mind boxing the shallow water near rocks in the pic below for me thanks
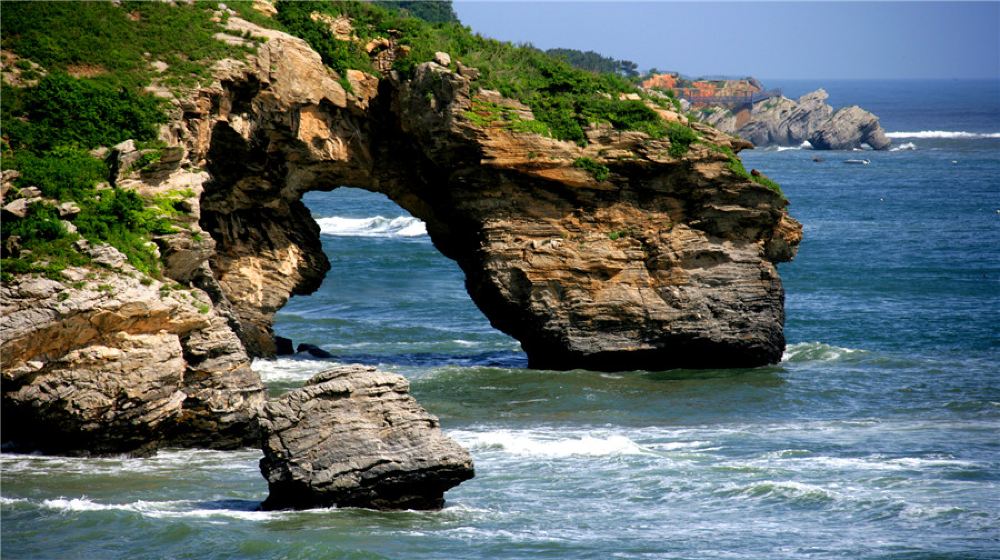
[3,79,999,559]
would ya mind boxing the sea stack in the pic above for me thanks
[258,365,475,510]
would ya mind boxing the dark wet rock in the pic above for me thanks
[296,343,333,358]
[275,336,294,355]
[258,365,474,510]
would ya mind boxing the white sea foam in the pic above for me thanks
[315,215,427,238]
[885,130,1000,139]
[781,341,865,363]
[890,142,918,151]
[450,430,647,458]
[38,497,290,520]
[251,357,334,383]
[0,497,29,505]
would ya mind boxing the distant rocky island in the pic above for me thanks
[641,73,891,151]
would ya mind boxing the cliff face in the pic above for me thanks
[0,14,800,454]
[704,89,891,151]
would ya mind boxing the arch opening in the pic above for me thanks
[269,187,525,371]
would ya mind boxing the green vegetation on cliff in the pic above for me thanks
[1,2,247,280]
[275,0,674,145]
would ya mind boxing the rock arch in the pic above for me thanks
[188,28,801,372]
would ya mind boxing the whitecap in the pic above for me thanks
[782,341,865,363]
[251,357,335,383]
[450,430,647,458]
[885,130,1000,139]
[890,141,918,151]
[314,215,427,238]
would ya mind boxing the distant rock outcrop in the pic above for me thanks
[258,365,474,510]
[703,89,890,150]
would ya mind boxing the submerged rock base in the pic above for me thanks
[258,365,474,511]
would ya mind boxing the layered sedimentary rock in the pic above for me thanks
[0,245,264,455]
[704,89,890,151]
[258,365,474,510]
[193,16,801,371]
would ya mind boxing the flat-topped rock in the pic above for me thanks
[258,365,474,510]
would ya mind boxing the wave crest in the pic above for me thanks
[450,430,647,458]
[889,142,918,151]
[782,342,865,363]
[885,130,1000,139]
[315,215,427,238]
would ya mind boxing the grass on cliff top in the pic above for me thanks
[1,1,246,281]
[275,1,678,146]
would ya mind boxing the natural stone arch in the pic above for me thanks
[188,27,800,372]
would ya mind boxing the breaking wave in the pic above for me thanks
[315,215,427,238]
[885,130,1000,139]
[890,142,918,151]
[450,429,648,458]
[782,342,866,363]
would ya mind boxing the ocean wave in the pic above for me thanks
[251,357,336,383]
[885,130,1000,139]
[889,142,918,151]
[716,480,838,504]
[315,215,427,238]
[38,497,292,520]
[450,429,648,458]
[0,449,262,476]
[782,342,866,363]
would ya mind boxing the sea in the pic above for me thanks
[2,79,998,559]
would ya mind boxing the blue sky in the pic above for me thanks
[452,1,1000,80]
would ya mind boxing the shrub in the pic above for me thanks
[12,146,108,201]
[5,72,163,153]
[666,122,699,157]
[573,157,610,182]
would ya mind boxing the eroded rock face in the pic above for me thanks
[0,251,265,455]
[1,15,803,456]
[187,17,801,371]
[704,89,890,151]
[258,365,474,510]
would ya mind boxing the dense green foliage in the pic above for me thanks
[373,1,458,23]
[2,1,252,90]
[666,122,699,157]
[573,158,610,182]
[3,72,163,153]
[276,1,675,145]
[9,147,109,202]
[0,1,245,280]
[545,48,639,78]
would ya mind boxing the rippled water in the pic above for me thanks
[3,80,998,559]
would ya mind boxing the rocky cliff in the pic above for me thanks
[1,8,800,455]
[703,89,891,151]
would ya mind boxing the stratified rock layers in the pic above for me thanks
[0,253,264,455]
[258,365,474,510]
[197,18,801,372]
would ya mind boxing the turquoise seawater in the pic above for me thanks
[3,80,998,559]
